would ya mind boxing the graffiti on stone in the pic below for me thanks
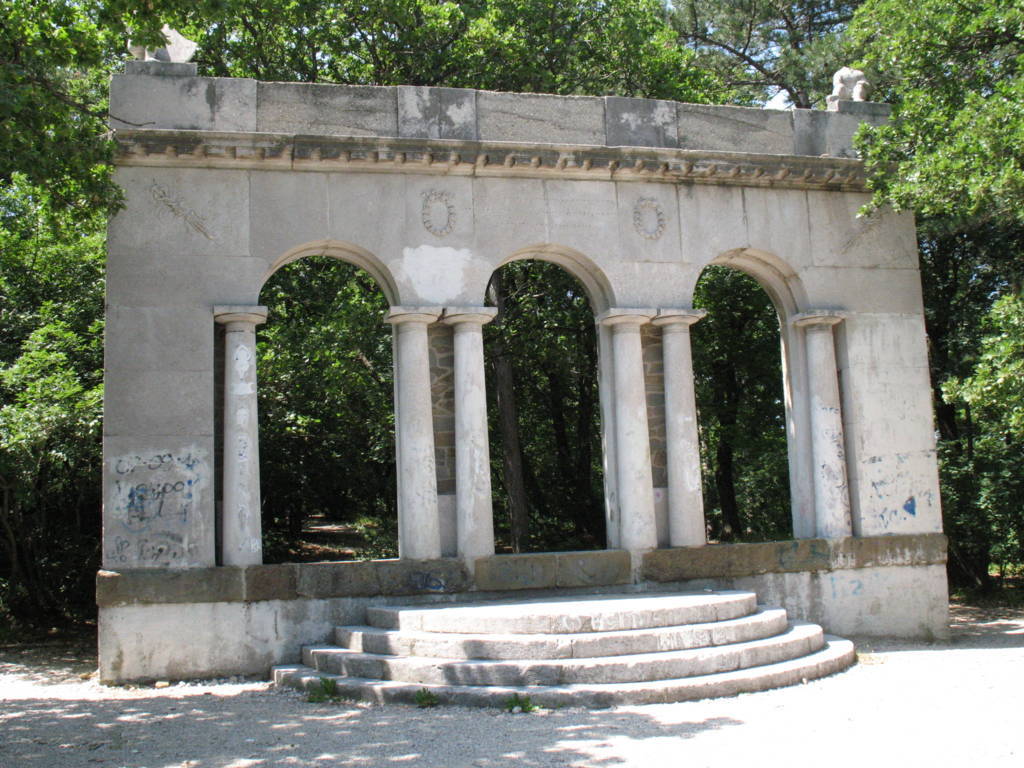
[106,447,208,565]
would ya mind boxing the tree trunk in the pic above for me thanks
[487,272,530,552]
[493,354,529,552]
[715,437,741,541]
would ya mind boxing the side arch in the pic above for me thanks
[261,239,399,306]
[707,248,809,321]
[496,244,616,314]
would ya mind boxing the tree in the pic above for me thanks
[671,0,860,107]
[943,292,1024,583]
[180,0,722,102]
[485,261,604,553]
[692,266,790,542]
[0,180,105,627]
[850,0,1024,228]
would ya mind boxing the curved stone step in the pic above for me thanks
[336,607,790,660]
[366,590,757,634]
[304,621,823,686]
[275,636,855,707]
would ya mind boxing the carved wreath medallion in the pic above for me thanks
[632,197,666,241]
[421,189,456,237]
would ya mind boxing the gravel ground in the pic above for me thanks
[1,601,1022,768]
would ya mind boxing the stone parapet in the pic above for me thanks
[111,71,889,160]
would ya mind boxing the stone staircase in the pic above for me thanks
[272,590,855,707]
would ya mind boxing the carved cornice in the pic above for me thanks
[114,129,868,192]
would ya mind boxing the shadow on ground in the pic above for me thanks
[1,691,743,767]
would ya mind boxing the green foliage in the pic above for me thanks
[915,219,1024,587]
[850,0,1024,226]
[503,692,536,712]
[307,676,343,702]
[257,257,395,558]
[692,267,790,542]
[942,292,1024,579]
[0,180,105,625]
[415,687,439,708]
[671,0,859,107]
[948,294,1024,438]
[179,0,726,102]
[0,1,128,216]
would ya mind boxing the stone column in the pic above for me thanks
[386,307,443,560]
[793,312,852,539]
[652,309,707,547]
[214,306,268,566]
[598,309,658,553]
[443,308,498,565]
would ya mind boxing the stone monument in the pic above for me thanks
[98,56,948,684]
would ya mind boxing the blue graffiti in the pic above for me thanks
[902,496,917,516]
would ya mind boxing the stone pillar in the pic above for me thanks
[214,306,268,566]
[793,312,852,539]
[386,307,443,559]
[652,309,707,547]
[443,307,498,565]
[599,309,658,553]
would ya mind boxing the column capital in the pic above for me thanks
[792,310,846,329]
[214,305,268,326]
[442,307,498,327]
[597,308,657,328]
[652,308,707,329]
[385,306,444,325]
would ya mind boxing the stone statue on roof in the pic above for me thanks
[128,25,197,64]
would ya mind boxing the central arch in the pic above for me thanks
[483,246,614,553]
[249,242,399,562]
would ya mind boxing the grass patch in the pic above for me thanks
[503,693,536,713]
[307,676,344,703]
[414,688,439,708]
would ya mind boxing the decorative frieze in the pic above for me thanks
[114,129,869,192]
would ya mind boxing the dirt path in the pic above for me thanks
[2,601,1022,768]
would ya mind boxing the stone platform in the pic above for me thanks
[272,590,855,707]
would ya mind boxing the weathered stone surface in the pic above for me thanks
[374,558,471,594]
[677,104,793,154]
[110,75,256,132]
[605,97,678,148]
[368,591,757,634]
[476,91,605,144]
[398,86,477,140]
[274,636,855,707]
[642,534,948,583]
[97,568,244,606]
[125,61,197,77]
[256,82,397,136]
[555,550,631,588]
[334,607,788,660]
[243,564,299,602]
[474,553,557,591]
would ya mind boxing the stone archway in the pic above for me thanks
[99,67,949,683]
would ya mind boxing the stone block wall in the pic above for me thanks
[641,324,668,489]
[428,323,456,494]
